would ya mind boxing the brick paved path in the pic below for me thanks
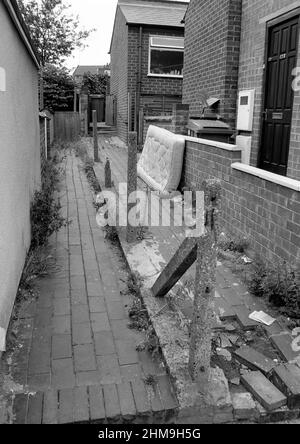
[8,153,177,424]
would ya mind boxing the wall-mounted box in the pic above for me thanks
[237,89,255,132]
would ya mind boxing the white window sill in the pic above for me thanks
[147,74,183,79]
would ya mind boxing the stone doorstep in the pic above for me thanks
[12,376,179,424]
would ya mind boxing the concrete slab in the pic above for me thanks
[271,334,300,363]
[234,346,276,375]
[232,392,257,421]
[241,371,287,412]
[272,364,300,409]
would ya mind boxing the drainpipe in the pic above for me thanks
[136,26,143,141]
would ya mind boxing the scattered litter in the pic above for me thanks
[216,348,232,362]
[219,334,232,349]
[230,377,240,386]
[249,311,276,326]
[241,255,252,264]
[225,324,236,332]
[292,327,300,337]
[228,334,239,345]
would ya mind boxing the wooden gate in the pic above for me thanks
[89,95,105,127]
[54,112,81,142]
[105,95,116,126]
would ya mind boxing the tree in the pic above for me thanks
[18,0,94,66]
[43,64,75,112]
[82,72,108,95]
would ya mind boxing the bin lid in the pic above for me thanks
[188,119,232,133]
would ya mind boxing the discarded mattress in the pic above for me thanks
[137,125,185,196]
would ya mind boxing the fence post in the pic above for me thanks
[127,132,138,243]
[93,110,99,163]
[188,180,221,387]
[85,110,89,137]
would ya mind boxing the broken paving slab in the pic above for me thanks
[271,364,300,409]
[234,306,260,330]
[271,334,300,363]
[241,371,287,412]
[214,298,236,321]
[232,392,257,421]
[234,346,276,375]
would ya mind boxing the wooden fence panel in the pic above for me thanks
[54,112,81,142]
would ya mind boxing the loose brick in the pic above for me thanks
[241,371,287,412]
[232,392,257,421]
[88,385,106,422]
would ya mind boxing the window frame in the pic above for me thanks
[147,35,184,79]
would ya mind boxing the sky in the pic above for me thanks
[65,0,118,71]
[64,0,189,72]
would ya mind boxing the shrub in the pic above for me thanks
[249,261,300,319]
[30,156,68,250]
[218,232,250,254]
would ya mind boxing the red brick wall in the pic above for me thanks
[238,0,300,180]
[110,8,129,143]
[182,0,242,127]
[181,139,300,264]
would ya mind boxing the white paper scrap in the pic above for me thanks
[249,311,276,326]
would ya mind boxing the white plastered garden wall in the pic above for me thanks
[0,2,40,351]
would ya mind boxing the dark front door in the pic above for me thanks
[260,15,299,176]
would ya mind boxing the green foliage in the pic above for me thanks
[218,232,250,254]
[30,155,68,250]
[82,72,108,95]
[249,261,300,319]
[18,0,94,66]
[43,64,75,112]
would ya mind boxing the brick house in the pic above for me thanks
[180,0,300,264]
[0,0,41,351]
[109,0,188,143]
[183,0,300,181]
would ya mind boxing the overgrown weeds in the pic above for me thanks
[30,154,68,250]
[249,261,300,319]
[218,232,250,254]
